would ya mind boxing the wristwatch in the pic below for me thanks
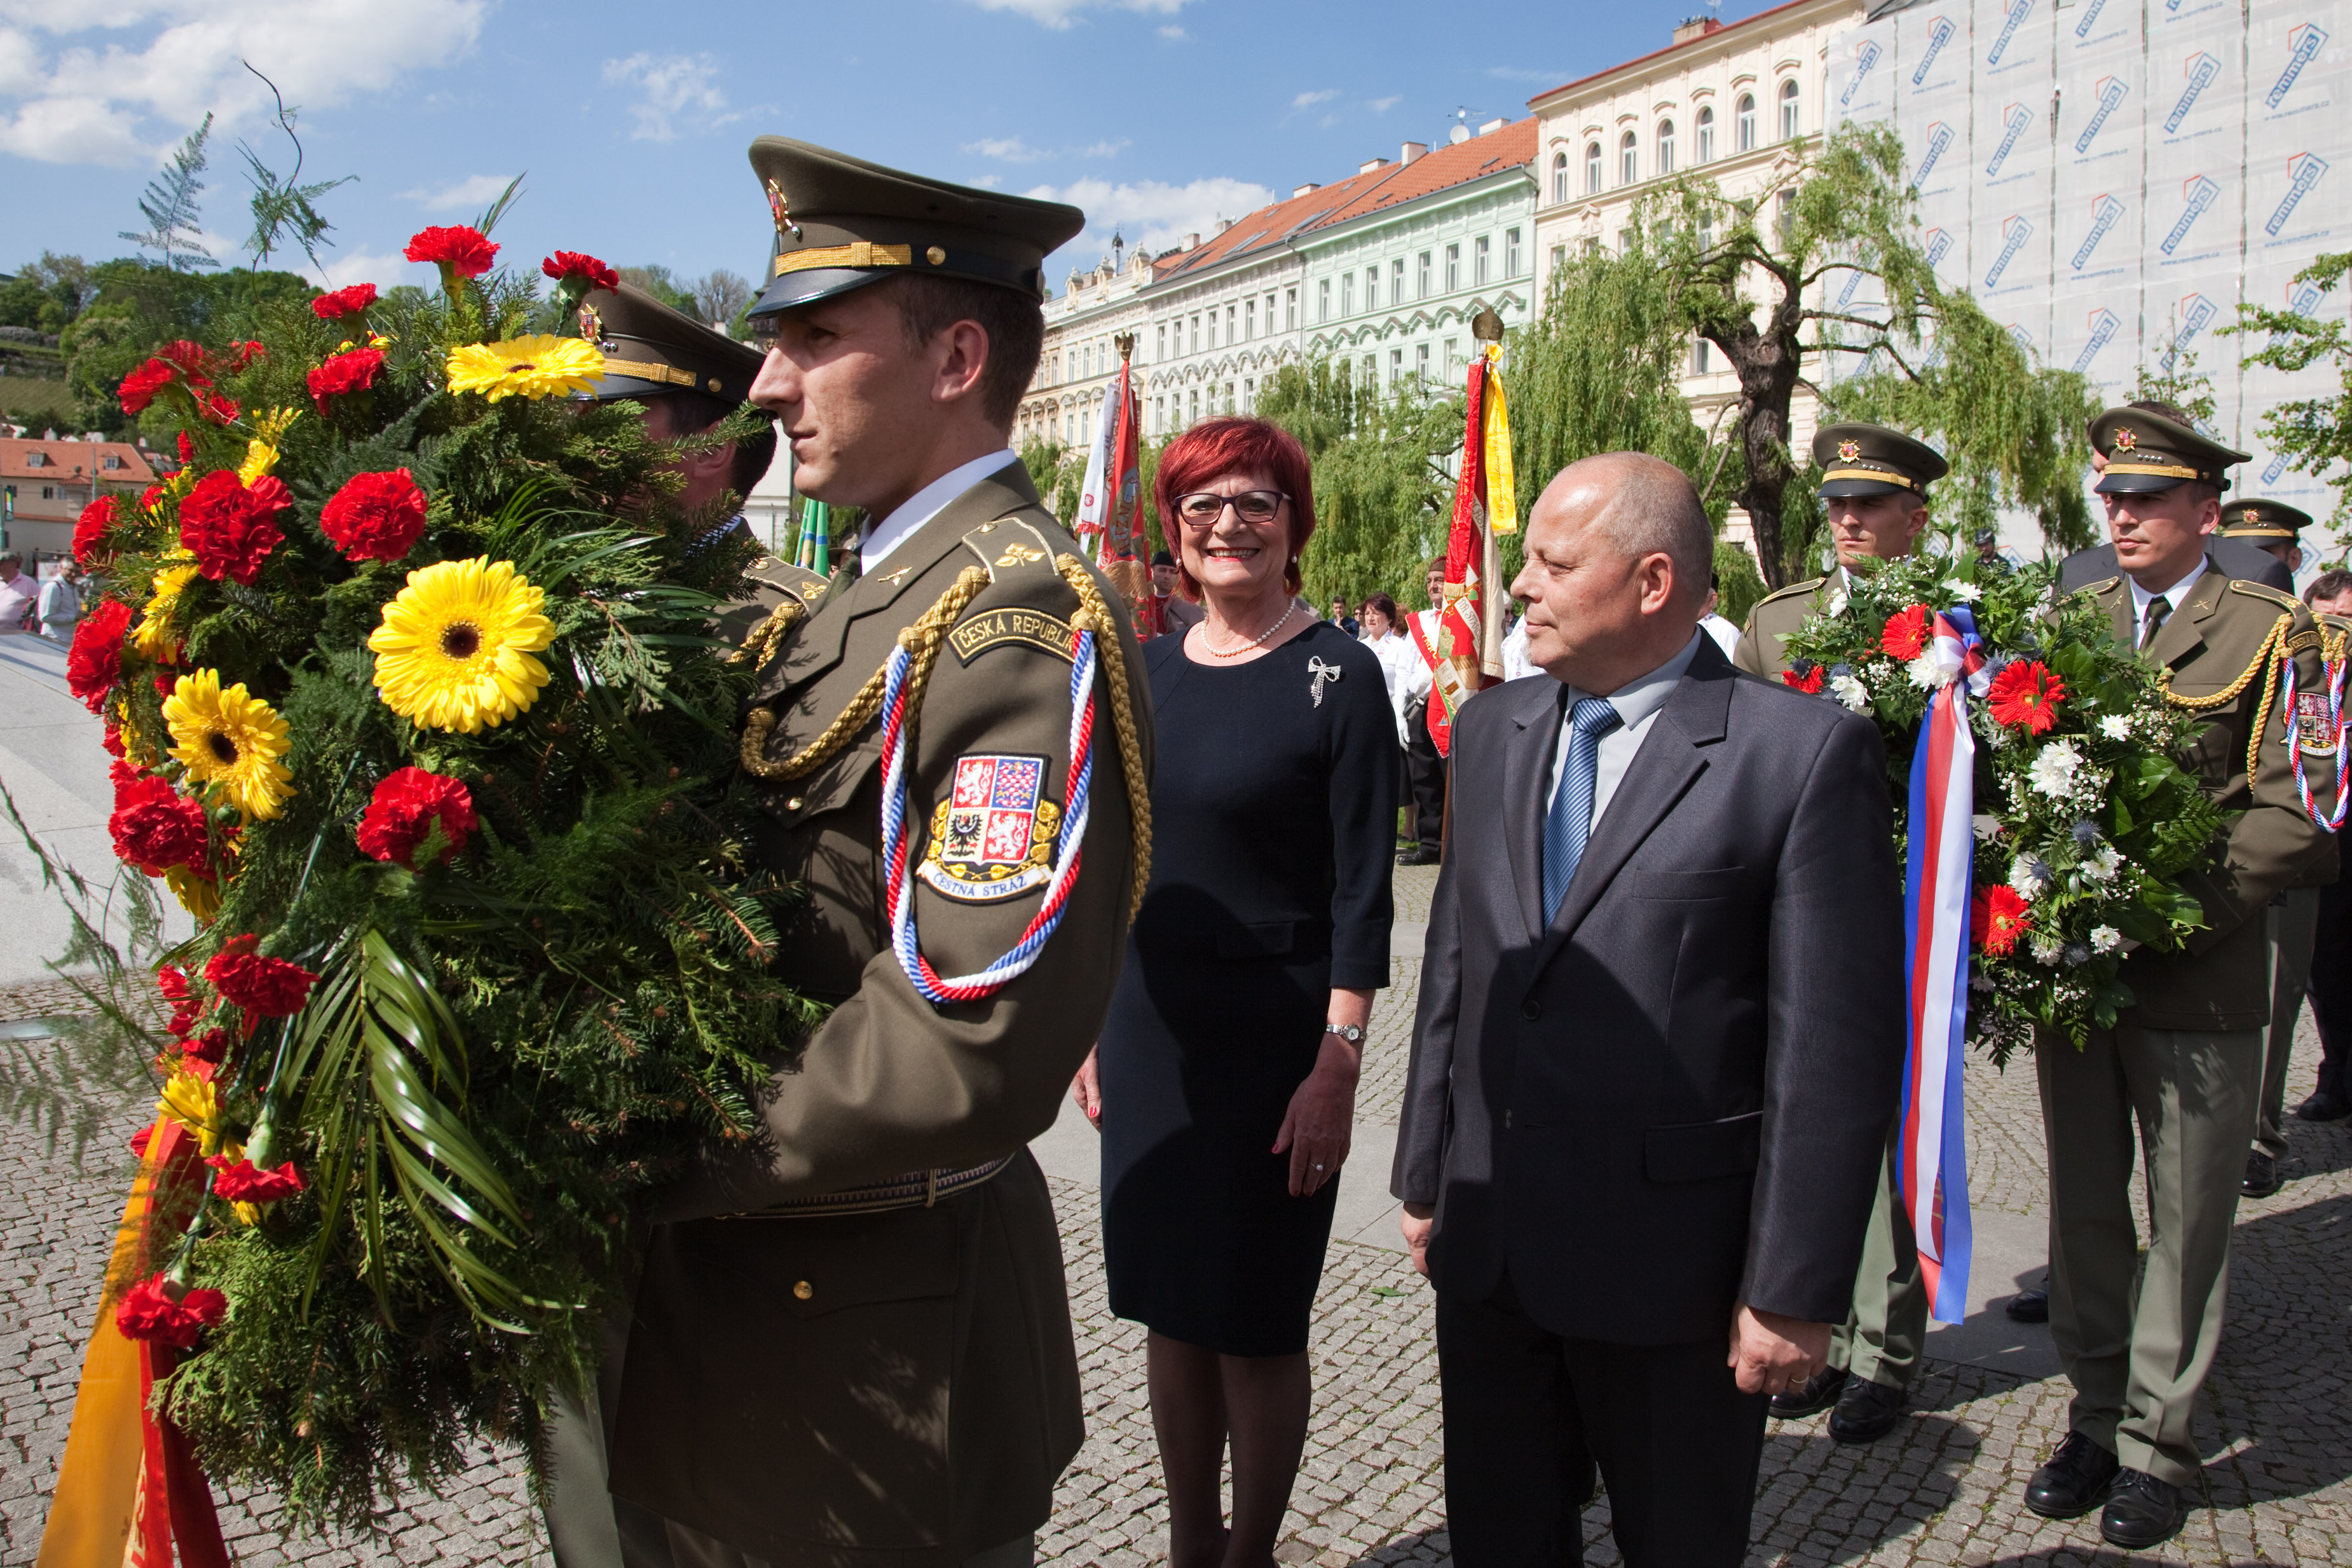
[1323,1023,1366,1044]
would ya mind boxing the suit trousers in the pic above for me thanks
[2307,880,2352,1105]
[1434,1279,1767,1567]
[1828,1128,1925,1391]
[2253,889,2321,1159]
[2036,1021,2262,1485]
[1403,700,1447,850]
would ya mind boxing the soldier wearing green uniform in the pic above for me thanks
[1732,423,1948,678]
[595,141,1152,1568]
[1749,424,1949,1445]
[2023,409,2337,1549]
[2216,498,2329,1201]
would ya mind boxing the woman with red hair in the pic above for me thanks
[1070,416,1396,1567]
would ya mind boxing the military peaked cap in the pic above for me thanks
[2089,406,2248,494]
[745,137,1084,316]
[1814,423,1949,498]
[576,282,763,406]
[2219,497,2311,542]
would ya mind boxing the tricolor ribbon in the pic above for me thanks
[1899,606,1983,1326]
[2281,647,2349,832]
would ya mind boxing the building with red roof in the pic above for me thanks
[1,434,158,561]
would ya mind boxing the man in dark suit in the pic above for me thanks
[1391,453,1905,1565]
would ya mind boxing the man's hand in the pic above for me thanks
[1069,1047,1102,1129]
[1399,1203,1435,1276]
[1727,1302,1831,1396]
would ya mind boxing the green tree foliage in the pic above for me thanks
[2133,336,2218,428]
[1255,358,1464,611]
[0,252,96,334]
[62,261,314,437]
[1645,122,2098,582]
[120,116,220,273]
[2229,250,2352,545]
[619,264,698,314]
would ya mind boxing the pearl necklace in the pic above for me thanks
[1203,601,1297,658]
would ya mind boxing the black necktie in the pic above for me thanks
[2140,596,2170,650]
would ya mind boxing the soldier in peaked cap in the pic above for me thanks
[598,139,1151,1568]
[2019,405,2337,1550]
[2220,496,2313,575]
[1733,422,1948,678]
[2058,403,2294,594]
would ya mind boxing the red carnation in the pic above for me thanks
[158,964,205,1037]
[198,392,240,426]
[180,1027,229,1066]
[65,599,133,712]
[140,484,165,509]
[306,346,385,412]
[1986,660,2067,735]
[175,431,195,465]
[118,358,176,415]
[179,470,291,585]
[111,772,210,876]
[1971,885,2033,957]
[75,496,120,566]
[542,250,619,291]
[1782,664,1825,694]
[157,340,215,378]
[309,283,378,320]
[1880,604,1931,660]
[318,469,428,562]
[357,767,476,868]
[204,934,318,1017]
[228,340,266,371]
[404,224,499,278]
[207,1155,305,1204]
[114,1274,228,1349]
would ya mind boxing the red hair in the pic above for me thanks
[1154,416,1316,599]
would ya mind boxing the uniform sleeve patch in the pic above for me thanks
[919,753,1062,900]
[948,607,1077,665]
[2295,690,2339,756]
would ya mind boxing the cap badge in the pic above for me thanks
[1837,440,1861,462]
[2243,507,2262,523]
[576,302,602,343]
[2113,427,2137,452]
[765,179,803,243]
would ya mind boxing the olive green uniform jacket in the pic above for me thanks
[1731,575,1834,678]
[607,461,1151,1567]
[2088,569,2337,1030]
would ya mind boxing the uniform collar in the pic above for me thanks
[2126,556,2213,622]
[860,449,1021,573]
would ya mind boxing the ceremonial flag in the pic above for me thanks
[1072,378,1119,546]
[1899,607,1982,1326]
[1088,341,1151,627]
[1432,332,1518,756]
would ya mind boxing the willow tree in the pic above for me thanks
[1645,121,2097,583]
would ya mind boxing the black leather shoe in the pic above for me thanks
[2024,1432,2120,1518]
[2006,1286,2049,1323]
[2101,1468,2188,1548]
[1396,846,1440,866]
[1768,1367,1844,1419]
[2243,1151,2282,1198]
[2295,1090,2352,1122]
[1828,1377,1907,1443]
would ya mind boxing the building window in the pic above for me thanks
[1190,315,1200,351]
[1445,243,1460,291]
[1444,338,1460,374]
[1190,389,1200,421]
[1617,228,1633,254]
[1245,376,1255,407]
[1585,141,1602,194]
[41,485,55,500]
[1365,266,1379,310]
[1265,293,1276,332]
[1342,272,1355,315]
[1693,338,1711,374]
[1154,395,1165,431]
[1417,342,1431,380]
[1775,188,1795,245]
[1245,297,1255,339]
[1552,151,1569,203]
[1286,288,1298,328]
[1474,235,1491,285]
[1391,257,1405,304]
[1737,94,1756,151]
[103,454,123,470]
[1697,106,1715,163]
[1550,242,1567,273]
[1362,357,1376,389]
[1505,228,1522,277]
[1156,325,1166,362]
[1620,130,1638,185]
[1417,252,1432,297]
[1207,313,1217,350]
[1226,304,1236,341]
[1390,348,1404,384]
[1318,280,1330,321]
[25,451,45,468]
[1657,119,1675,175]
[1779,79,1800,140]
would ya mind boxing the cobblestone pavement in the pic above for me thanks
[5,903,2349,1565]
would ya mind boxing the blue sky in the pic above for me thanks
[1,0,1785,304]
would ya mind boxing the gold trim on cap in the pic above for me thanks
[1822,467,1920,490]
[600,357,701,389]
[772,242,915,278]
[2223,524,2299,538]
[2103,460,2205,479]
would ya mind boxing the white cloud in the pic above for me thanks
[399,173,516,212]
[1366,95,1402,114]
[0,0,486,168]
[963,135,1050,163]
[1022,174,1275,262]
[1157,24,1187,39]
[1486,65,1571,83]
[962,0,1191,29]
[316,246,419,290]
[1076,137,1130,158]
[601,52,732,143]
[1291,88,1340,109]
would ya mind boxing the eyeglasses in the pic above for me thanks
[1173,490,1289,527]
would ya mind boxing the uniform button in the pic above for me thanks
[793,1280,814,1301]
[1522,1000,1542,1021]
[786,796,805,812]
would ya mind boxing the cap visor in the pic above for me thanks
[2093,472,2185,495]
[1818,477,1912,498]
[750,267,894,317]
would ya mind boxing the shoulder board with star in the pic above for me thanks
[1754,576,1828,609]
[741,554,830,609]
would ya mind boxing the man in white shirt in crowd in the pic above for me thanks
[0,553,36,633]
[38,561,85,644]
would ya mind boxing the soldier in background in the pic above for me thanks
[2056,401,2294,594]
[2022,409,2335,1550]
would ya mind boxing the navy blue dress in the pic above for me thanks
[1099,619,1397,1356]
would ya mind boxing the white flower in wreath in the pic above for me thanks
[1943,579,1983,603]
[2091,925,2123,952]
[2098,714,2133,741]
[1830,672,1870,711]
[2009,855,2053,898]
[2030,933,2065,965]
[2028,739,2084,798]
[2081,845,2123,884]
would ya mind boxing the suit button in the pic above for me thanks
[793,1279,814,1301]
[1522,1000,1542,1021]
[785,797,805,813]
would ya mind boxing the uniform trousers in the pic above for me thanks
[2036,1021,2262,1485]
[2253,889,2321,1159]
[1434,1278,1766,1567]
[1403,700,1447,851]
[2307,880,2352,1106]
[1827,1126,1925,1391]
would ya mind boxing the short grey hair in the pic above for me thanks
[1549,452,1711,604]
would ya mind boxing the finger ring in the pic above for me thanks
[1313,1162,1325,1169]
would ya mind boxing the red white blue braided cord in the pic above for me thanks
[2283,650,2349,832]
[880,631,1097,1003]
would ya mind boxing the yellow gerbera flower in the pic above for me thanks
[133,561,201,660]
[165,865,222,921]
[369,557,555,733]
[444,334,606,402]
[164,669,296,821]
[238,407,301,484]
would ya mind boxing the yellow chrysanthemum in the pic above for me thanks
[165,865,222,921]
[133,561,201,660]
[237,407,300,483]
[159,1070,224,1156]
[369,557,555,733]
[444,334,606,402]
[164,669,296,821]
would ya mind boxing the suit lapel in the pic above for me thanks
[1503,679,1565,943]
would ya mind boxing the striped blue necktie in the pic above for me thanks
[1542,697,1623,927]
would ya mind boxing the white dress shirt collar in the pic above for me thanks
[858,448,1021,573]
[1549,629,1706,824]
[2126,555,2213,633]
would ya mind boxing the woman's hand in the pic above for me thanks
[1273,1033,1360,1197]
[1070,1046,1103,1129]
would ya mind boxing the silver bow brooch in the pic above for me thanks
[1308,656,1342,707]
